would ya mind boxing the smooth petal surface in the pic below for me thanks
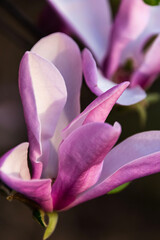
[47,0,111,64]
[19,51,67,178]
[105,0,150,78]
[68,131,160,209]
[62,81,129,139]
[132,5,160,56]
[108,4,160,73]
[147,6,160,32]
[82,49,146,106]
[0,143,53,212]
[130,34,160,89]
[31,33,82,153]
[0,143,30,179]
[52,122,121,210]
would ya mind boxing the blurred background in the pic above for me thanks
[0,0,160,239]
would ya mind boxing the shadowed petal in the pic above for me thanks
[130,34,160,89]
[52,122,121,210]
[132,5,160,58]
[47,0,111,64]
[82,49,146,106]
[19,51,67,178]
[0,143,30,179]
[97,71,147,105]
[31,33,82,153]
[38,4,71,35]
[68,131,160,209]
[0,143,53,212]
[105,0,150,78]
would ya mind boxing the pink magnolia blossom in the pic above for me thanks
[1,33,160,213]
[47,0,160,105]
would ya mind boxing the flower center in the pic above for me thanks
[112,58,134,84]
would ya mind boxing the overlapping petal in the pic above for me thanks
[52,122,121,210]
[117,8,160,79]
[0,143,53,212]
[130,34,160,89]
[47,0,111,64]
[82,49,146,106]
[104,0,150,78]
[67,131,160,209]
[45,0,160,103]
[62,79,129,139]
[19,51,67,179]
[31,33,82,151]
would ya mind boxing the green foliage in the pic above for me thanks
[33,209,47,228]
[143,0,160,6]
[124,93,160,128]
[108,182,130,194]
[33,209,58,239]
[43,212,58,240]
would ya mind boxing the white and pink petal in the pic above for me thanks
[104,0,150,78]
[52,122,121,210]
[19,51,67,178]
[62,80,129,139]
[47,0,111,65]
[82,49,146,106]
[68,131,160,209]
[31,33,82,151]
[0,143,53,212]
[130,34,160,89]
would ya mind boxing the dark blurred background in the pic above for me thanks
[0,0,160,239]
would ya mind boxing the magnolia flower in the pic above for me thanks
[47,0,160,105]
[1,33,160,216]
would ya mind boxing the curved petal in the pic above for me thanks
[130,34,160,89]
[109,5,160,72]
[0,143,53,212]
[31,33,82,151]
[134,5,160,53]
[19,51,67,178]
[47,0,111,64]
[62,80,129,139]
[82,49,106,96]
[67,131,160,209]
[52,122,121,210]
[0,143,30,179]
[104,0,150,78]
[82,49,146,106]
[97,72,147,106]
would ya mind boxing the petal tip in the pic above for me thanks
[121,81,130,89]
[113,121,121,132]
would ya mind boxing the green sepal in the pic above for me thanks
[136,93,160,127]
[108,182,130,194]
[143,0,160,5]
[146,92,160,104]
[133,103,147,128]
[43,212,58,240]
[33,209,47,228]
[127,93,160,128]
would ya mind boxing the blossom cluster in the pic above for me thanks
[1,0,160,238]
